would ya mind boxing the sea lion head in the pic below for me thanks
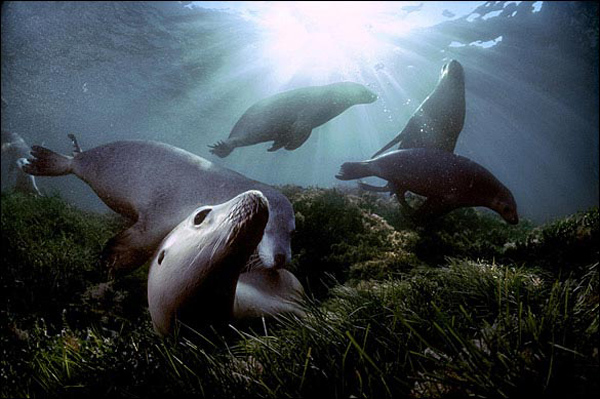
[257,197,295,269]
[336,82,378,104]
[439,59,464,86]
[490,188,519,225]
[147,190,270,336]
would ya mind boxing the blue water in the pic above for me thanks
[1,1,598,223]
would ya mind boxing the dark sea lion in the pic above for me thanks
[336,148,518,224]
[1,131,41,195]
[147,191,270,336]
[372,60,465,158]
[209,82,378,157]
[22,138,295,274]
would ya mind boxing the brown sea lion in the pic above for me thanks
[22,138,295,274]
[209,82,378,157]
[372,60,465,158]
[336,148,518,224]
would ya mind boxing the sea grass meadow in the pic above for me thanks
[2,2,598,398]
[2,190,598,398]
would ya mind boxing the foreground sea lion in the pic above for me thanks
[372,60,465,158]
[336,148,518,224]
[234,267,305,320]
[209,82,378,157]
[148,191,270,336]
[1,131,41,196]
[23,138,296,274]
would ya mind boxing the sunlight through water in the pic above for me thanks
[191,1,487,82]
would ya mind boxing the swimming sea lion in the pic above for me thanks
[336,148,518,224]
[234,267,306,320]
[372,60,465,158]
[209,82,378,157]
[22,138,295,274]
[1,131,41,196]
[147,191,270,336]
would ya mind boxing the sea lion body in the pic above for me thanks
[337,148,518,224]
[23,140,295,273]
[372,60,465,158]
[234,267,305,320]
[209,82,377,157]
[1,131,41,195]
[147,191,270,336]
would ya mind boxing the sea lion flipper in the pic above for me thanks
[208,140,234,158]
[267,139,286,152]
[284,122,312,151]
[101,225,150,278]
[413,197,455,222]
[68,134,82,154]
[357,181,391,192]
[372,131,404,158]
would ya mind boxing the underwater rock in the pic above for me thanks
[208,82,378,157]
[336,148,518,224]
[372,60,465,158]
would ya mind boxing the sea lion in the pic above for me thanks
[336,148,518,224]
[234,267,306,320]
[209,82,378,157]
[147,191,270,336]
[372,60,465,158]
[1,131,41,196]
[22,138,295,274]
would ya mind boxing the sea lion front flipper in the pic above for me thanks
[101,224,151,278]
[371,129,404,158]
[357,181,391,192]
[268,138,286,152]
[284,121,312,151]
[413,197,456,223]
[396,191,413,212]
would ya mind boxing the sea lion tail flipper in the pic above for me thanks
[208,140,233,158]
[68,133,82,154]
[357,181,391,192]
[335,161,372,181]
[22,145,73,176]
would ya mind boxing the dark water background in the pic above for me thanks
[1,1,598,224]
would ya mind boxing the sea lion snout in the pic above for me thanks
[229,190,269,224]
[360,87,378,104]
[218,190,270,247]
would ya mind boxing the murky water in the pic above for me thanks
[1,1,598,223]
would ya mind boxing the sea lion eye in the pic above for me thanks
[194,209,211,226]
[157,250,165,265]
